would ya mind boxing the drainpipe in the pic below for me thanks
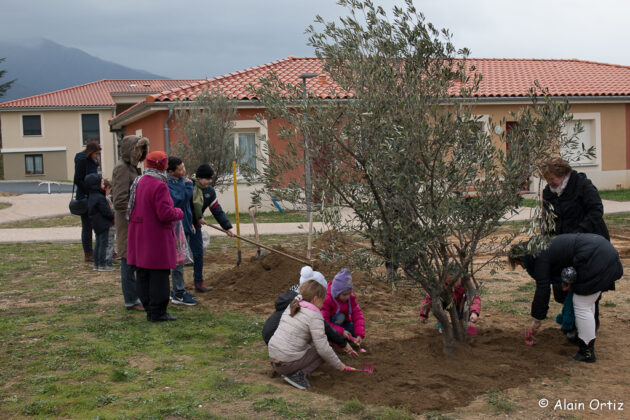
[111,110,117,166]
[164,103,174,155]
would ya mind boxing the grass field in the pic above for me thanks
[0,210,317,229]
[0,237,418,419]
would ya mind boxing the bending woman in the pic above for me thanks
[509,233,622,363]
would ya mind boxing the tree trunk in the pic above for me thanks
[433,303,454,356]
[449,305,466,343]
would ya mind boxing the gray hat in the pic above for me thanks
[561,266,577,285]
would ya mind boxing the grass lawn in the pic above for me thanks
[0,211,318,229]
[599,188,630,201]
[0,202,11,210]
[221,210,321,224]
[0,237,413,419]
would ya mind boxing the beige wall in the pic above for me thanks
[0,109,117,180]
[2,150,68,181]
[472,102,630,190]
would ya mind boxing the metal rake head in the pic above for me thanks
[363,363,374,373]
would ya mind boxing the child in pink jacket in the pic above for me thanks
[418,272,481,325]
[321,269,366,345]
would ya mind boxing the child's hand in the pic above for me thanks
[343,343,358,357]
[419,316,428,324]
[339,363,348,372]
[531,319,542,335]
[354,336,363,346]
[469,312,479,323]
[342,330,352,340]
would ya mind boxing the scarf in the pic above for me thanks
[549,174,570,196]
[126,168,168,220]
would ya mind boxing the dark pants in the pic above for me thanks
[270,347,324,376]
[121,258,140,307]
[94,230,108,267]
[331,312,355,336]
[189,227,204,285]
[136,268,170,321]
[80,213,93,253]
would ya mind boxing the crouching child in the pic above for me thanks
[268,280,348,390]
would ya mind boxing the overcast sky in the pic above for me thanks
[2,0,630,79]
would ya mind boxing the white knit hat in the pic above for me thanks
[299,266,327,289]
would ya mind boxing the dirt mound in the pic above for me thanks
[204,244,420,315]
[617,247,630,259]
[311,326,571,413]
[204,247,306,305]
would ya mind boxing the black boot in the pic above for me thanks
[566,329,579,345]
[573,338,596,363]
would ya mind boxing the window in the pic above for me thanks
[563,119,595,165]
[22,115,42,136]
[25,154,44,175]
[237,133,257,170]
[81,114,100,145]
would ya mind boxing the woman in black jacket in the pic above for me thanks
[541,158,609,240]
[541,158,610,336]
[73,141,102,261]
[509,234,623,363]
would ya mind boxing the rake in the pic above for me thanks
[524,327,534,345]
[345,364,374,374]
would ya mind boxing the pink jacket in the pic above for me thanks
[418,280,481,319]
[127,176,183,269]
[320,282,366,338]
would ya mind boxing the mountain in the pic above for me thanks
[0,38,165,102]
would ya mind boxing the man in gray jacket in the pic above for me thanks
[112,135,149,311]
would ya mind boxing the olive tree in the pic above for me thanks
[251,0,587,355]
[172,88,240,186]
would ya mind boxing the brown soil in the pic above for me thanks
[199,231,630,417]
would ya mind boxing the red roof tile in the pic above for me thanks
[146,57,630,104]
[0,79,203,108]
[457,58,630,97]
[147,57,344,103]
[109,57,630,126]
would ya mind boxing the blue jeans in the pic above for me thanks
[94,230,108,267]
[189,227,204,285]
[331,312,355,336]
[80,213,93,253]
[171,233,190,294]
[120,258,141,307]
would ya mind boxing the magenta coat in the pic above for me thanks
[127,175,183,270]
[320,282,366,338]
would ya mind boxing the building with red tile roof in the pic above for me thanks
[3,57,630,204]
[0,79,202,181]
[108,57,630,200]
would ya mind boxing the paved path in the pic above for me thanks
[0,180,74,194]
[1,193,629,243]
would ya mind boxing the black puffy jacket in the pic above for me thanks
[86,173,114,234]
[542,171,609,240]
[527,233,622,320]
[261,288,347,348]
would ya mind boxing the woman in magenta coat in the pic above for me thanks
[320,269,366,344]
[127,151,183,322]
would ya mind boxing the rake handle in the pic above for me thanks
[206,223,311,266]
